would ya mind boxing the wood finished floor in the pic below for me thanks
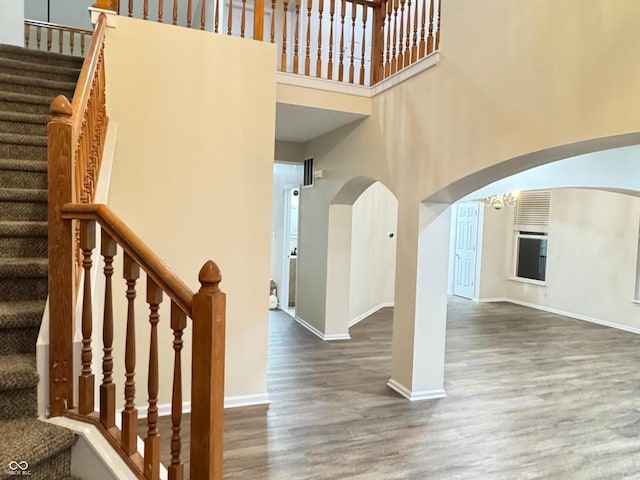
[142,298,640,479]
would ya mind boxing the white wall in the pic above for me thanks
[105,16,276,407]
[477,189,640,333]
[349,182,397,321]
[271,163,303,300]
[1,0,24,46]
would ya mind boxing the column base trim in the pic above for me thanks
[295,315,351,341]
[387,378,447,401]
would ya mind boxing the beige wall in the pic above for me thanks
[297,0,640,392]
[499,189,640,331]
[104,17,276,407]
[349,182,397,321]
[476,205,511,300]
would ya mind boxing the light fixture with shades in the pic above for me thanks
[483,191,519,209]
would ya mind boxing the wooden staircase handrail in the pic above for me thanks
[71,14,107,143]
[25,19,94,35]
[62,203,195,315]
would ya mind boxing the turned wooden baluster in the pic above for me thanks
[270,0,276,42]
[404,0,411,66]
[144,0,149,19]
[327,0,335,79]
[227,0,233,35]
[81,33,86,56]
[338,0,346,81]
[385,0,392,76]
[293,0,301,74]
[144,278,162,480]
[411,0,418,61]
[121,253,139,456]
[360,6,367,85]
[58,30,64,54]
[281,0,289,71]
[201,0,207,30]
[36,26,41,50]
[158,0,164,22]
[70,32,75,56]
[241,0,247,37]
[190,261,226,480]
[187,0,192,27]
[305,0,312,75]
[128,0,134,17]
[78,220,96,415]
[426,0,433,54]
[435,0,440,50]
[397,0,404,71]
[349,2,356,83]
[215,0,220,33]
[100,231,117,429]
[316,0,324,77]
[173,0,178,24]
[47,28,52,51]
[24,25,30,49]
[168,302,186,480]
[390,0,398,74]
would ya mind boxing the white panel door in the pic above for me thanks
[452,202,479,299]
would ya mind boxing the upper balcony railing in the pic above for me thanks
[95,0,440,86]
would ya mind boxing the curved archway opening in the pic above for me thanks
[394,139,640,402]
[323,176,399,338]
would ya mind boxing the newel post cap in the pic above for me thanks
[198,260,222,293]
[50,95,73,117]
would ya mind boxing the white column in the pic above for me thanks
[388,201,451,400]
[324,204,353,340]
[0,0,25,47]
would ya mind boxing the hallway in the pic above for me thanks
[154,298,640,478]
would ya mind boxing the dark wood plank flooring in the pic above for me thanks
[142,298,640,479]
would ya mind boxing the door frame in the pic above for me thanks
[281,184,300,311]
[451,201,482,300]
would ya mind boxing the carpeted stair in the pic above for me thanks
[0,43,83,480]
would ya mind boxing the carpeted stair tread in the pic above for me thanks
[0,43,84,68]
[0,221,47,237]
[0,418,77,472]
[0,353,37,391]
[0,300,45,329]
[0,158,46,172]
[0,132,47,147]
[0,73,77,92]
[0,56,81,81]
[0,258,48,278]
[0,110,50,126]
[0,90,54,108]
[0,188,47,202]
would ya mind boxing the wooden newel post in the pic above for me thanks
[254,0,265,40]
[92,0,119,12]
[48,95,75,417]
[371,2,386,85]
[190,261,226,480]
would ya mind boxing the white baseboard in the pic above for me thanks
[348,302,394,328]
[505,298,640,335]
[295,316,351,341]
[224,393,271,409]
[386,378,447,402]
[472,297,508,303]
[137,392,271,418]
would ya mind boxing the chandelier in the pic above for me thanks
[482,191,519,209]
